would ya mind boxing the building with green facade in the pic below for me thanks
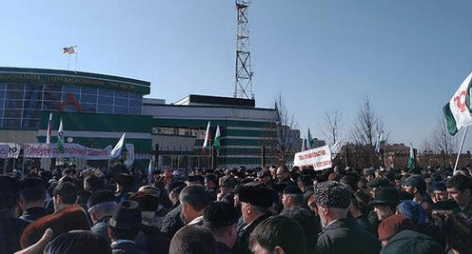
[0,67,282,172]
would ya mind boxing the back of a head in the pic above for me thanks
[53,182,78,205]
[380,229,444,254]
[20,177,46,204]
[250,215,306,254]
[279,207,321,250]
[170,225,216,254]
[0,175,20,210]
[44,230,111,254]
[180,185,210,211]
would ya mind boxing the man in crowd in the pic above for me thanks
[297,174,314,207]
[281,185,304,210]
[314,181,381,254]
[203,201,239,254]
[108,200,147,254]
[18,177,49,221]
[446,174,472,218]
[371,187,400,221]
[170,226,216,254]
[88,189,118,242]
[161,181,186,237]
[52,181,78,212]
[234,182,274,254]
[402,175,432,210]
[179,184,210,225]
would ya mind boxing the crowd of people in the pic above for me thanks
[1,162,472,254]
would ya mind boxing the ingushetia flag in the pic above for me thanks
[213,125,221,155]
[57,118,65,152]
[443,71,472,136]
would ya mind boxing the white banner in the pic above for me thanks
[0,143,21,158]
[294,145,332,171]
[24,143,113,160]
[124,143,135,168]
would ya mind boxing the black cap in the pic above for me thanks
[203,201,239,228]
[367,178,392,188]
[20,177,45,192]
[402,176,426,193]
[283,185,302,195]
[108,200,141,230]
[371,187,400,206]
[237,182,275,208]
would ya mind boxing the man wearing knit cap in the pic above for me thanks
[234,182,274,254]
[314,181,381,254]
[203,201,239,254]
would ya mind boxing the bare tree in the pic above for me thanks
[265,93,301,166]
[350,96,388,165]
[321,109,342,145]
[431,115,457,154]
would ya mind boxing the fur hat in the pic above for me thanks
[20,205,90,248]
[377,214,414,241]
[237,182,275,208]
[108,200,141,231]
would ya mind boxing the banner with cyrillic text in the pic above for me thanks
[24,143,113,160]
[293,145,332,171]
[0,143,20,158]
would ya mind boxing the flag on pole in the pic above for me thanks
[307,128,314,149]
[46,113,52,144]
[147,158,153,184]
[301,138,308,151]
[62,46,78,54]
[213,125,221,155]
[111,133,126,158]
[202,121,211,153]
[443,71,472,136]
[375,133,383,154]
[408,145,416,169]
[57,118,65,152]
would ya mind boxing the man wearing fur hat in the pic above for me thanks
[314,181,381,254]
[234,182,275,254]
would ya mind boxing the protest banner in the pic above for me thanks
[24,143,113,160]
[293,145,332,171]
[0,145,9,159]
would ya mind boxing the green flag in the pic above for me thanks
[307,128,314,148]
[213,125,221,155]
[408,145,416,169]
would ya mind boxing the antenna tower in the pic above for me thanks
[234,0,254,99]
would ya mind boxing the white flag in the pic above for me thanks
[202,121,210,153]
[111,133,126,158]
[46,113,52,144]
[443,71,472,135]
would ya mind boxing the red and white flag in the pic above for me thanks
[202,121,211,153]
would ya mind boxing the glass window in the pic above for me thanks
[4,109,22,118]
[114,106,128,114]
[22,119,39,129]
[5,100,23,109]
[97,104,113,114]
[4,119,21,128]
[99,88,114,96]
[25,89,43,101]
[114,97,128,107]
[7,84,25,91]
[0,83,5,90]
[80,94,97,104]
[115,91,128,98]
[43,101,60,110]
[129,93,142,100]
[98,95,113,105]
[6,90,24,99]
[129,107,141,114]
[25,84,43,91]
[0,109,4,118]
[63,86,80,93]
[81,103,97,113]
[44,91,62,101]
[23,101,42,118]
[81,86,97,95]
[0,90,5,100]
[129,99,141,108]
[0,100,4,109]
[44,84,61,92]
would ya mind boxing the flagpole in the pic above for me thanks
[453,126,469,174]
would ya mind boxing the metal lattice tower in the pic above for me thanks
[234,0,254,99]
